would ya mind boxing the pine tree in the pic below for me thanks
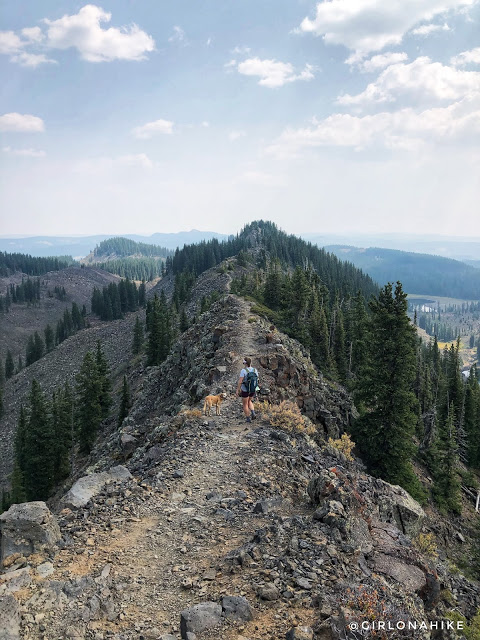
[117,375,131,427]
[95,341,112,419]
[5,350,14,379]
[10,462,26,505]
[52,383,74,483]
[353,282,423,499]
[464,365,480,468]
[179,309,189,333]
[44,324,55,352]
[76,351,102,453]
[432,404,462,514]
[132,316,144,355]
[309,292,330,372]
[23,380,54,500]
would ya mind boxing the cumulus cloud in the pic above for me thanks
[411,22,450,35]
[0,113,45,132]
[236,57,315,88]
[21,27,44,43]
[12,52,57,67]
[132,119,174,139]
[0,30,23,54]
[299,0,477,58]
[43,4,155,62]
[353,52,409,73]
[452,47,480,66]
[337,57,480,105]
[3,146,46,157]
[266,94,480,156]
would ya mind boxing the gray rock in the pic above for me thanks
[0,502,60,563]
[173,469,185,478]
[120,434,137,458]
[295,577,312,590]
[61,466,132,509]
[378,482,425,537]
[36,561,54,578]
[286,627,314,640]
[0,595,20,640]
[0,567,31,594]
[186,634,197,640]
[253,496,283,514]
[159,636,177,640]
[346,516,373,554]
[180,602,223,638]
[373,552,427,592]
[258,583,279,601]
[222,596,253,621]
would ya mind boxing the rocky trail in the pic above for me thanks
[2,294,480,640]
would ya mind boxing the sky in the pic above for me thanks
[1,0,480,237]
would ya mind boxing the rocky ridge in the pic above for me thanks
[1,291,479,639]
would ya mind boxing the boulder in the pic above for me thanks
[0,567,31,594]
[373,552,426,592]
[222,596,253,621]
[345,516,373,554]
[286,627,314,640]
[378,483,425,537]
[0,502,60,564]
[180,602,223,638]
[61,466,132,509]
[258,583,279,601]
[0,594,20,640]
[120,434,137,458]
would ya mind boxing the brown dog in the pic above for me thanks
[203,392,227,416]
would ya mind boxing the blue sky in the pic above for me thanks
[1,1,479,236]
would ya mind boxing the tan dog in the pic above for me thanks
[203,392,227,416]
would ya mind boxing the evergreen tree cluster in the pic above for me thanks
[22,303,86,368]
[146,292,176,365]
[0,252,72,277]
[91,279,145,320]
[0,278,41,313]
[93,237,173,259]
[3,343,113,508]
[90,257,166,281]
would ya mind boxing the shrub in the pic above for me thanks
[413,532,438,559]
[326,433,355,461]
[256,400,315,435]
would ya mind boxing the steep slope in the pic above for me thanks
[2,295,479,640]
[0,266,120,360]
[0,311,141,486]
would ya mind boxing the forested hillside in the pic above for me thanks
[326,245,480,299]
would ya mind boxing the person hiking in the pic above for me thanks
[237,356,258,423]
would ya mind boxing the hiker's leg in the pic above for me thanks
[248,397,255,413]
[242,396,250,417]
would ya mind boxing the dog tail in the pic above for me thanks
[203,398,207,414]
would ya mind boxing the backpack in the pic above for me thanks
[244,367,258,394]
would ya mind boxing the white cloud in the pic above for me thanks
[299,0,478,58]
[43,5,155,62]
[236,58,315,88]
[338,57,480,105]
[411,22,450,35]
[3,146,46,157]
[21,27,44,43]
[168,26,187,45]
[452,47,480,66]
[267,94,480,156]
[0,30,23,54]
[229,130,246,141]
[201,121,210,128]
[132,118,174,139]
[116,154,153,169]
[0,29,55,66]
[232,46,251,55]
[0,113,45,132]
[11,52,57,68]
[354,52,409,73]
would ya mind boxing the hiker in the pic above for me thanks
[236,356,258,423]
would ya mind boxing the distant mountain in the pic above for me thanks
[304,232,480,261]
[0,230,229,259]
[325,245,480,299]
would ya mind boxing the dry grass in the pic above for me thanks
[256,400,316,435]
[326,433,355,461]
[180,408,202,419]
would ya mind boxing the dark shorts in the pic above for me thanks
[241,391,255,398]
